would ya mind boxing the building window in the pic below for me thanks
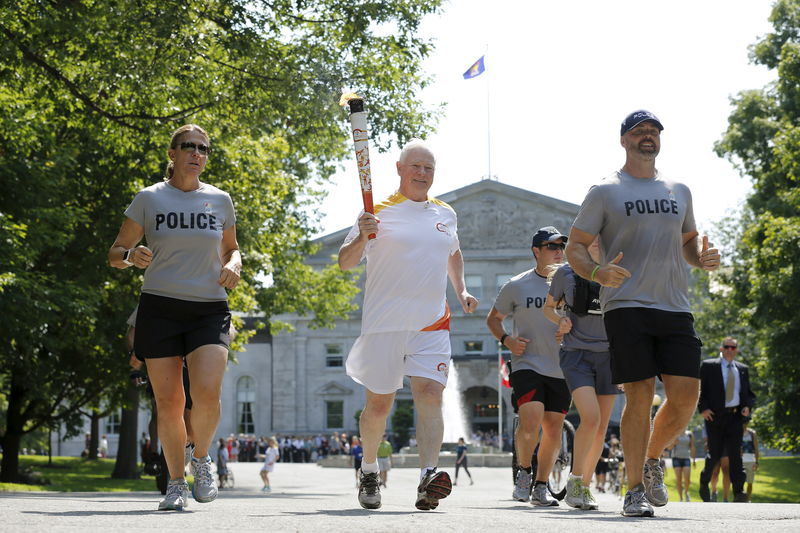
[465,274,482,300]
[237,376,256,434]
[496,274,513,294]
[325,344,344,367]
[326,400,344,429]
[464,341,483,355]
[105,410,121,434]
[326,356,344,367]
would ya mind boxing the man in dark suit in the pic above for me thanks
[698,337,756,502]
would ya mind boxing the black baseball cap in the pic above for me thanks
[531,226,567,247]
[620,110,664,136]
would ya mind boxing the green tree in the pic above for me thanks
[0,0,442,482]
[714,0,800,452]
[391,406,414,449]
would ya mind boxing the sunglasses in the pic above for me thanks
[722,345,737,349]
[179,141,211,155]
[537,242,566,251]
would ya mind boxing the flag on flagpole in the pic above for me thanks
[499,355,511,389]
[463,55,485,79]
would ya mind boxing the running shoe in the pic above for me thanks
[357,470,382,510]
[158,479,189,511]
[531,481,559,507]
[582,487,598,510]
[643,458,668,506]
[622,484,654,517]
[685,492,691,502]
[262,485,272,493]
[415,469,452,510]
[512,470,532,502]
[191,454,218,503]
[565,475,584,508]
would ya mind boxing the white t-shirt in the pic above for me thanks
[261,447,279,472]
[343,192,460,334]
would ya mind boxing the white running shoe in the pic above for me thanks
[512,470,532,502]
[643,458,668,507]
[158,480,189,511]
[191,455,218,503]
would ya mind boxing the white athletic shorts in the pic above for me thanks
[345,330,451,394]
[377,457,392,471]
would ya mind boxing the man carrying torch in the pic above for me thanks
[339,96,478,511]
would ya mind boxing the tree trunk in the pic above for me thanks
[111,382,140,479]
[0,376,26,482]
[88,412,100,460]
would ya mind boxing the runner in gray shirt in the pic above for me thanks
[109,124,241,512]
[544,237,620,511]
[487,227,571,507]
[565,110,721,517]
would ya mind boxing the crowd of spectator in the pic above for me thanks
[217,432,382,463]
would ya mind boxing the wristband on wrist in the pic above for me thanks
[590,264,601,281]
[499,333,509,346]
[122,248,134,266]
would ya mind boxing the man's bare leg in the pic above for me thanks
[360,390,396,464]
[647,375,700,460]
[410,377,444,470]
[620,377,655,488]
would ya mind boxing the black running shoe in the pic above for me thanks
[415,469,452,511]
[358,470,381,509]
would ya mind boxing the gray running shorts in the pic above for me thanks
[559,348,620,395]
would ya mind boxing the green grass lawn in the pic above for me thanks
[0,454,178,492]
[661,456,800,503]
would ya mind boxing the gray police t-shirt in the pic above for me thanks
[571,170,696,313]
[548,264,609,352]
[125,181,236,302]
[493,269,563,379]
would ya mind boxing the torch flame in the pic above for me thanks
[339,91,361,107]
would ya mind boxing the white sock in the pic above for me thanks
[361,461,379,474]
[569,473,582,480]
[420,467,435,480]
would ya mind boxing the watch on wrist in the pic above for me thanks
[122,248,134,266]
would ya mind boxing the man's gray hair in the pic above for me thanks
[398,138,436,164]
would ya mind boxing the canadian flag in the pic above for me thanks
[499,356,511,389]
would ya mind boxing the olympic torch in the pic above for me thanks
[340,92,375,239]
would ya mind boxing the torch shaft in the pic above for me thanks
[348,104,376,239]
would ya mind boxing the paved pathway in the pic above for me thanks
[1,461,799,532]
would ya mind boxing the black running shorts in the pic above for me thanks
[603,307,702,384]
[134,292,231,359]
[509,369,571,414]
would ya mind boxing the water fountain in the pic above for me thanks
[442,361,470,446]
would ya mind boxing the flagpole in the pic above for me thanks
[498,341,502,452]
[485,43,492,180]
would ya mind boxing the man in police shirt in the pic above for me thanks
[566,110,721,517]
[487,227,570,507]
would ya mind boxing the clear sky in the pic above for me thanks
[316,0,777,243]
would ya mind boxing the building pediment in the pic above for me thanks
[315,381,354,396]
[438,181,579,250]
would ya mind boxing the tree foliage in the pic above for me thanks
[713,0,800,452]
[0,0,442,481]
